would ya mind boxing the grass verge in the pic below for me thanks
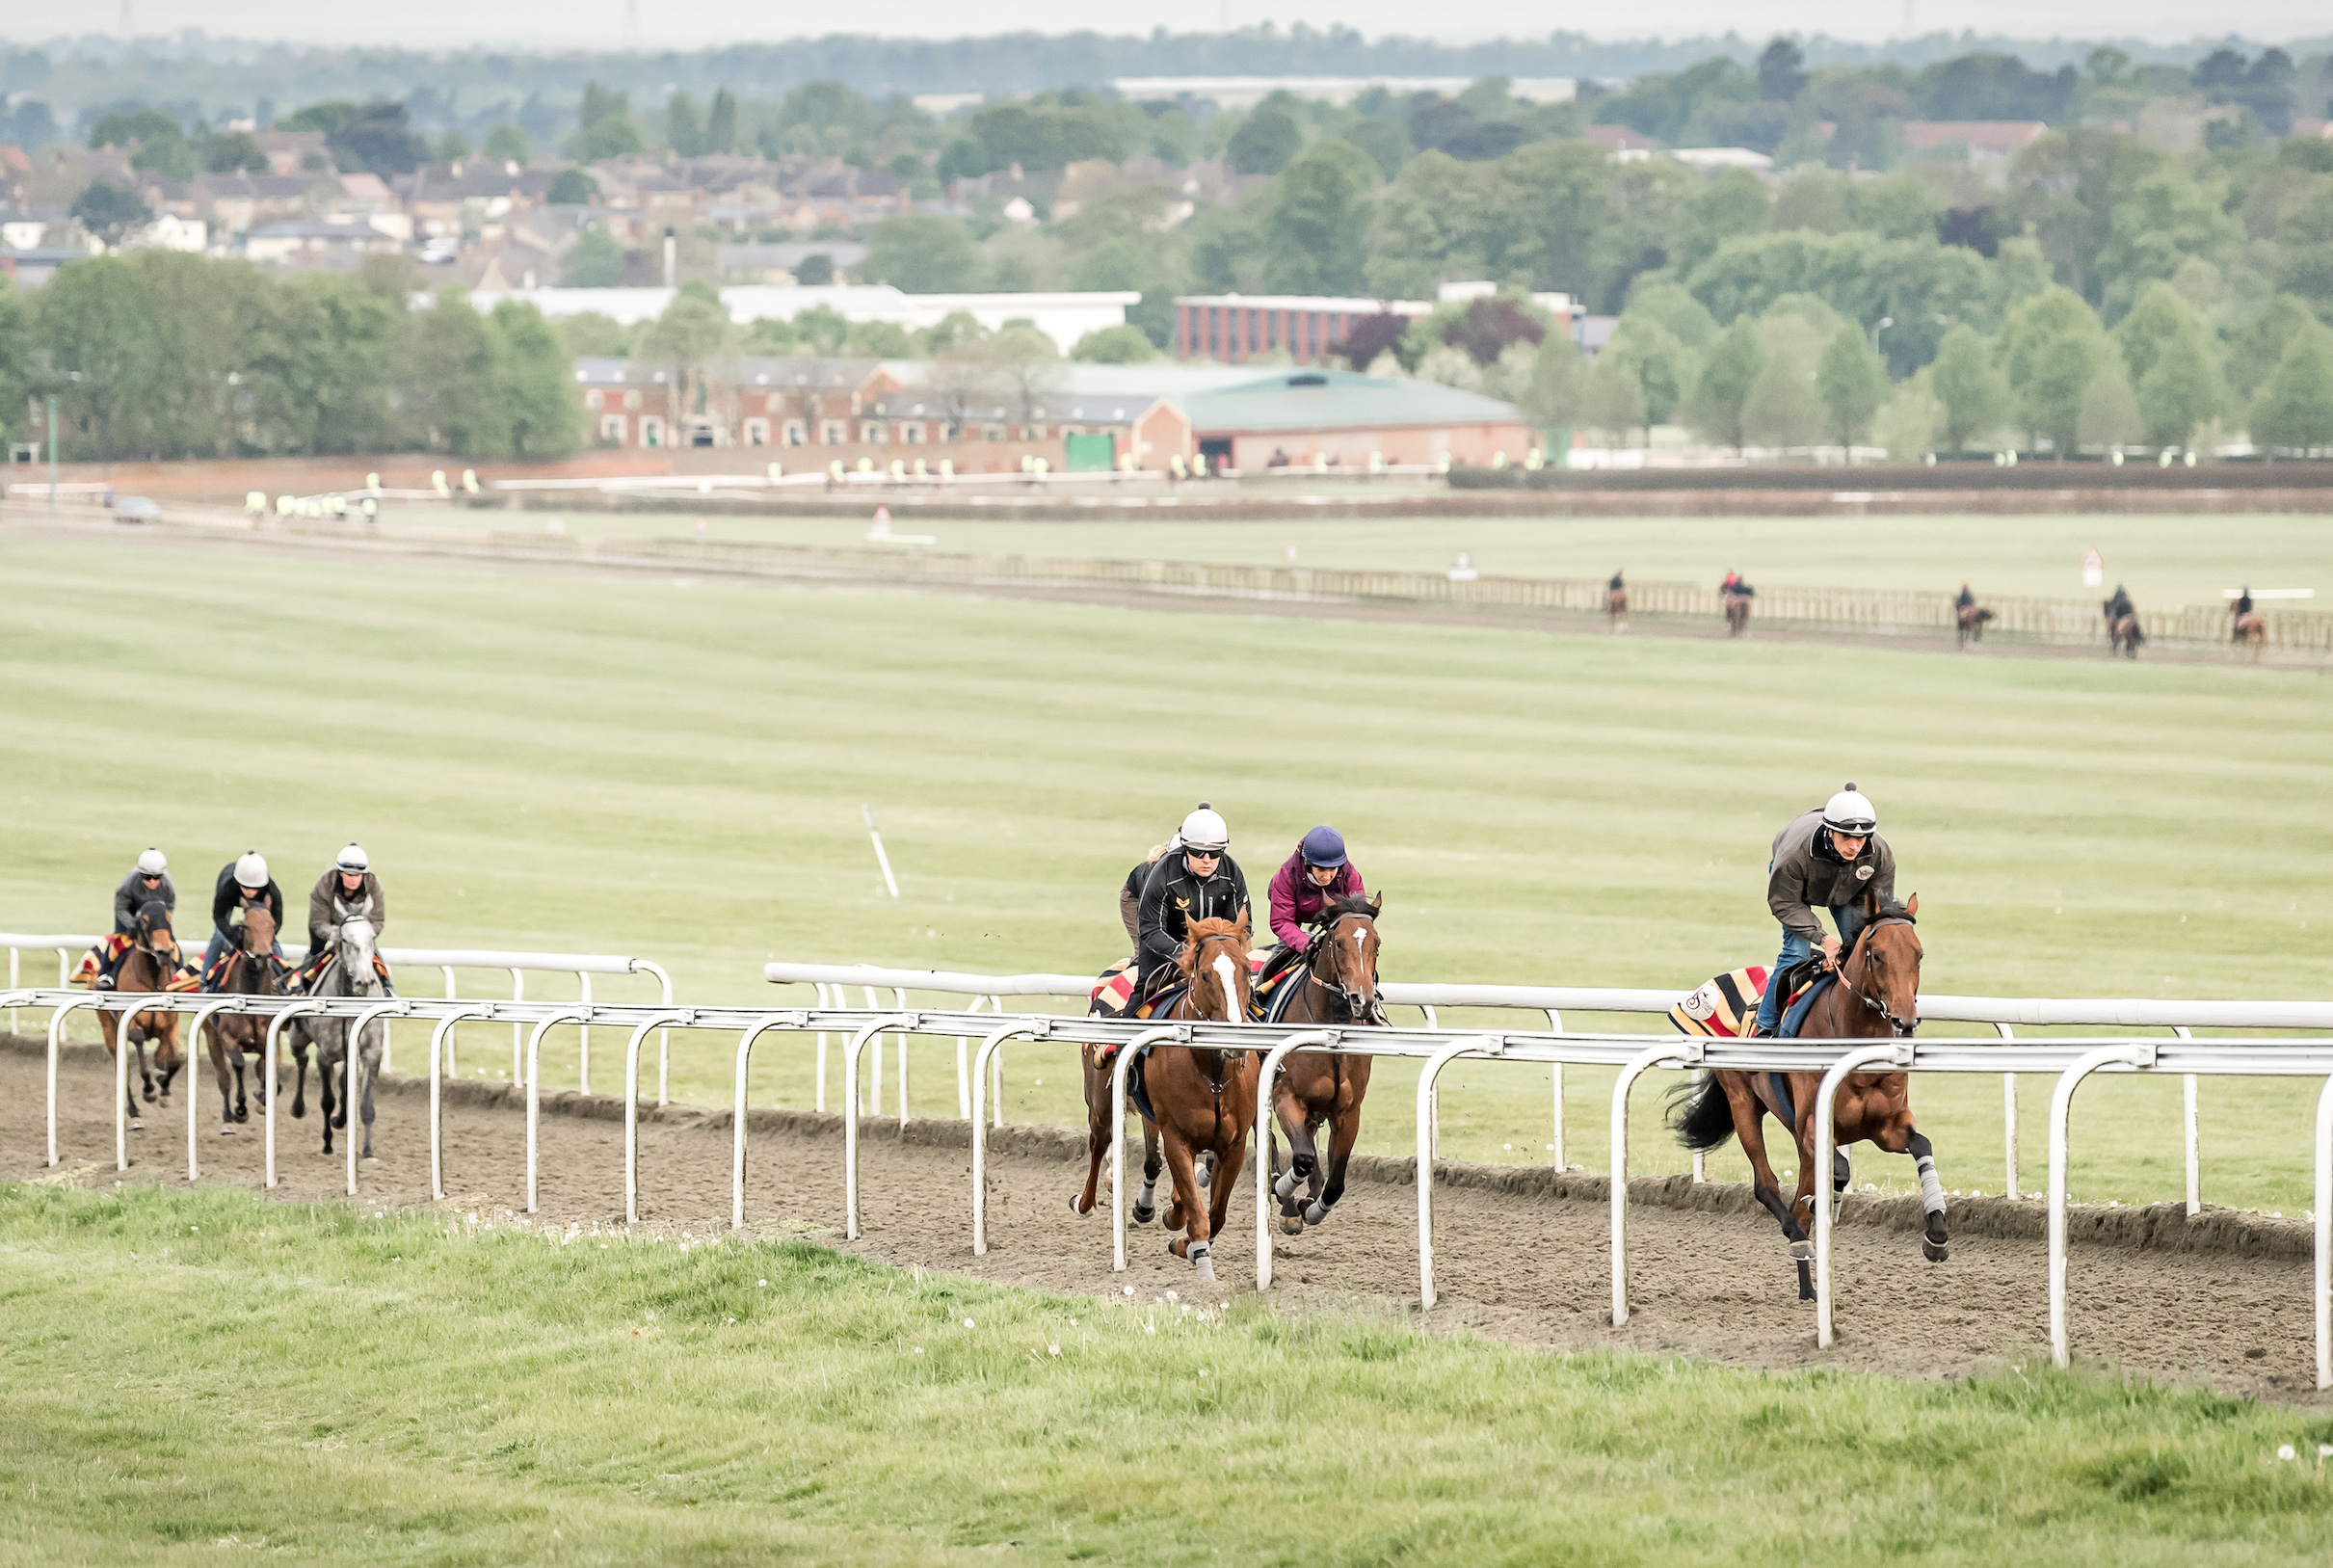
[4,1182,2333,1565]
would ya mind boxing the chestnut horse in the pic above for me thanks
[96,901,184,1131]
[202,908,282,1132]
[1262,893,1382,1236]
[2234,611,2267,661]
[1955,603,1995,646]
[1073,917,1257,1283]
[1606,583,1630,633]
[1668,892,1949,1301]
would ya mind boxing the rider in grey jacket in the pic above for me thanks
[1752,785,1897,1036]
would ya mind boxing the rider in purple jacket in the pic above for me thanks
[1267,826,1365,953]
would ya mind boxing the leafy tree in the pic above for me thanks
[490,300,583,457]
[1338,120,1411,179]
[546,169,600,206]
[1757,38,1808,102]
[30,255,162,459]
[434,132,471,162]
[1261,140,1375,296]
[202,130,270,173]
[2226,296,2319,403]
[1815,326,1885,457]
[1518,334,1588,430]
[1579,356,1648,443]
[2005,128,2161,305]
[1621,279,1719,351]
[2000,286,2108,452]
[406,289,508,454]
[2273,177,2333,321]
[482,123,532,164]
[568,114,644,162]
[1672,169,1770,279]
[2136,330,2227,450]
[1071,324,1158,363]
[707,89,738,155]
[1331,311,1409,369]
[68,181,151,248]
[936,137,988,184]
[1603,317,1691,426]
[2249,323,2333,454]
[1928,325,2011,452]
[1911,53,2077,121]
[326,100,428,175]
[1875,378,1943,463]
[1743,317,1825,449]
[88,106,180,148]
[2094,166,2242,318]
[277,100,356,135]
[2111,280,2210,385]
[1436,298,1549,366]
[665,93,707,157]
[1683,318,1764,449]
[2076,357,2143,450]
[556,310,632,359]
[561,226,625,286]
[1227,106,1302,175]
[859,215,979,294]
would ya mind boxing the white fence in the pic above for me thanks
[3,933,675,1103]
[763,959,2333,1215]
[13,985,2333,1390]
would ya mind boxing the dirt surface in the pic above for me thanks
[8,1037,2322,1402]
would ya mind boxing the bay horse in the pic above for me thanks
[1955,603,1995,646]
[202,908,282,1132]
[97,901,185,1132]
[1263,893,1382,1236]
[2108,612,2144,658]
[1723,589,1753,637]
[1668,892,1949,1301]
[293,917,391,1161]
[2234,610,2267,661]
[1606,581,1630,633]
[1072,917,1257,1284]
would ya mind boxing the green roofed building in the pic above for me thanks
[1134,369,1533,472]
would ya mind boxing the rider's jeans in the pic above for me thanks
[1753,901,1868,1034]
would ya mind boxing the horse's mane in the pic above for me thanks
[1320,893,1380,923]
[136,899,173,934]
[1873,895,1916,923]
[1178,917,1247,978]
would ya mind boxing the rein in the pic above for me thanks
[1303,914,1382,1025]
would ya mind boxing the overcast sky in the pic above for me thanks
[9,4,2323,49]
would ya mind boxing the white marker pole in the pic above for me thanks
[863,805,900,898]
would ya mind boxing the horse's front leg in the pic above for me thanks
[1867,1105,1949,1262]
[1271,1081,1322,1235]
[1070,1050,1110,1217]
[1204,1122,1247,1270]
[290,1037,309,1120]
[154,1023,181,1106]
[359,1029,383,1161]
[1308,1093,1366,1230]
[1132,1117,1162,1226]
[1158,1129,1210,1279]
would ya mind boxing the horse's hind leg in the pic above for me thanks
[1070,1052,1109,1217]
[155,1024,181,1106]
[359,1030,383,1161]
[1132,1119,1162,1226]
[290,1038,309,1120]
[319,1048,338,1156]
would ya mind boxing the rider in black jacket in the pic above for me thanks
[1135,805,1249,995]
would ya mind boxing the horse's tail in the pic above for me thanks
[1665,1074,1736,1152]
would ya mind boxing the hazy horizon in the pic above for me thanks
[3,6,2325,51]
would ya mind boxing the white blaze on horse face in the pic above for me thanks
[1211,951,1240,1022]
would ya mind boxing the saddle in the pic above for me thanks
[75,935,203,993]
[287,948,395,996]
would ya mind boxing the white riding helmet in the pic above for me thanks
[136,847,168,875]
[234,851,269,890]
[1821,784,1878,836]
[335,843,370,873]
[1180,806,1230,853]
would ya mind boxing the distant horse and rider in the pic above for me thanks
[1721,571,1755,637]
[1953,583,1994,647]
[2231,587,2267,661]
[1607,571,1629,633]
[2103,584,2145,658]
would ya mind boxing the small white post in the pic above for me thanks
[184,999,234,1183]
[48,997,102,1168]
[814,983,832,1112]
[730,1014,795,1230]
[990,997,1006,1126]
[1543,1009,1565,1169]
[438,967,459,1076]
[2175,1027,2198,1216]
[841,1020,889,1239]
[577,971,594,1094]
[2315,1073,2332,1392]
[863,804,900,897]
[623,1010,689,1223]
[1997,1023,2019,1200]
[264,1001,327,1190]
[1417,1036,1490,1310]
[1254,1030,1337,1290]
[345,1001,408,1197]
[864,986,883,1113]
[1109,1026,1180,1273]
[895,986,911,1126]
[629,959,675,1105]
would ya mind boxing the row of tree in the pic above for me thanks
[0,256,580,462]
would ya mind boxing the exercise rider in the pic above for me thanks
[306,842,392,993]
[92,847,177,991]
[203,852,284,991]
[1134,806,1249,998]
[1750,784,1897,1038]
[1266,826,1365,954]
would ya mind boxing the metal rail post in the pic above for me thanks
[437,967,459,1074]
[1417,1036,1497,1310]
[1544,1008,1567,1170]
[623,959,676,1105]
[182,999,237,1183]
[427,1006,492,1201]
[508,969,524,1082]
[263,1001,327,1189]
[1609,1039,1694,1328]
[576,972,593,1093]
[814,983,834,1111]
[968,1021,1043,1255]
[990,997,1007,1124]
[43,996,101,1167]
[1813,1041,1914,1349]
[2317,1074,2333,1392]
[841,1018,894,1239]
[895,986,911,1125]
[343,1001,411,1197]
[2048,1043,2156,1368]
[863,987,883,1113]
[954,995,986,1120]
[623,1010,694,1223]
[1254,1030,1337,1290]
[1109,1025,1184,1273]
[523,1008,590,1213]
[2175,1026,2198,1215]
[108,991,172,1172]
[1996,1023,2019,1199]
[730,1013,802,1230]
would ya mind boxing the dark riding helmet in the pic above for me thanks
[1299,825,1347,868]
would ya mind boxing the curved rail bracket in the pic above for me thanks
[623,1009,696,1224]
[523,1008,591,1213]
[730,1014,803,1231]
[1813,1041,1915,1349]
[2048,1043,2157,1368]
[968,1022,1045,1256]
[1609,1039,1699,1329]
[1417,1035,1504,1312]
[1253,1030,1339,1291]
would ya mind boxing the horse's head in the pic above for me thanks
[1311,892,1383,1023]
[134,901,179,966]
[1855,892,1922,1037]
[240,906,276,954]
[338,916,381,994]
[1180,916,1252,1023]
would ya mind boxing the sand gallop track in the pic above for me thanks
[6,1037,2320,1401]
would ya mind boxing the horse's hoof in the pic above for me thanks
[219,1127,235,1137]
[233,1105,249,1124]
[143,1086,158,1103]
[1794,1259,1816,1301]
[1192,1251,1216,1284]
[1130,1202,1154,1226]
[1067,1194,1085,1216]
[1922,1236,1949,1262]
[1787,1239,1814,1262]
[128,1117,144,1130]
[1303,1202,1330,1228]
[362,1156,379,1165]
[1280,1214,1305,1236]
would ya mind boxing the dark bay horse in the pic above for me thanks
[97,901,184,1131]
[1723,589,1753,637]
[1073,917,1257,1284]
[1263,893,1382,1236]
[202,908,282,1132]
[1669,893,1949,1301]
[1955,603,1995,646]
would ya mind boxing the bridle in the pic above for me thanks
[1305,912,1383,1025]
[132,914,178,981]
[1835,917,1920,1037]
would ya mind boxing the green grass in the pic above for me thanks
[5,1182,2332,1566]
[3,534,2330,1213]
[400,504,2333,603]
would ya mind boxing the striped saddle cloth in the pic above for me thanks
[1668,965,1772,1038]
[74,935,203,993]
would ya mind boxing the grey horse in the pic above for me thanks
[291,916,391,1162]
